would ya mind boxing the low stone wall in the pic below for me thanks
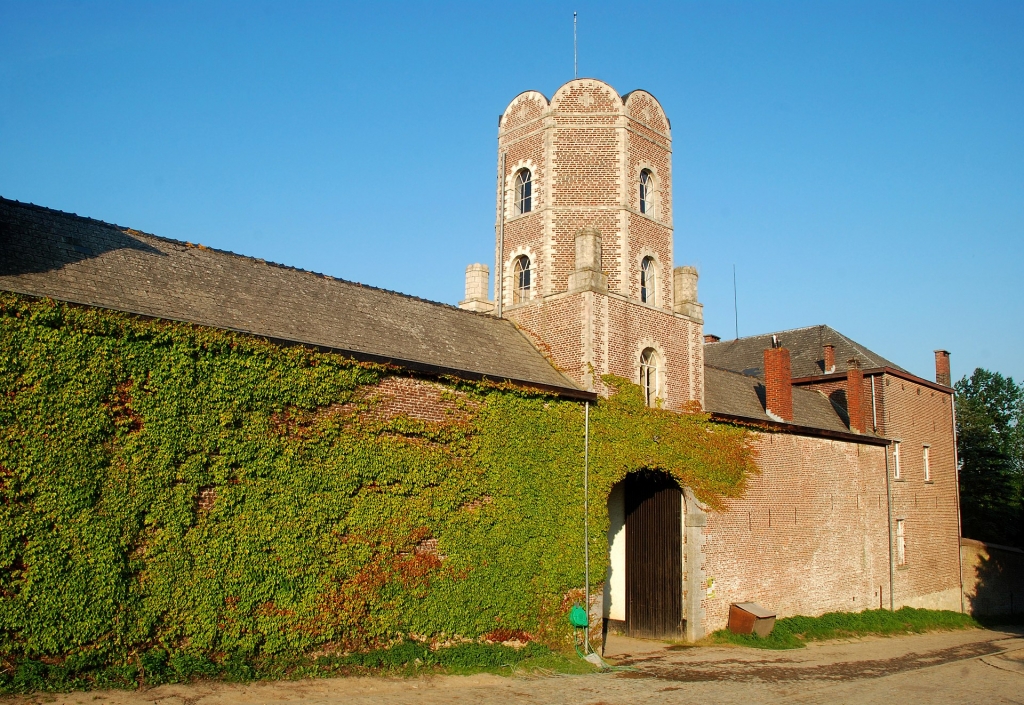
[962,538,1024,616]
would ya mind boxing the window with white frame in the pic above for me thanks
[923,445,931,482]
[896,519,906,566]
[514,169,532,216]
[640,256,657,306]
[640,348,661,407]
[512,255,531,304]
[893,441,901,480]
[639,169,655,216]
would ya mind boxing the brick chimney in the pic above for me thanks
[847,358,865,433]
[934,350,951,387]
[704,334,721,343]
[823,344,836,374]
[763,336,793,422]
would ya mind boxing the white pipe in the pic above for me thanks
[885,442,895,610]
[952,392,965,613]
[584,400,591,650]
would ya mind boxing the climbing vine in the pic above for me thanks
[0,292,755,684]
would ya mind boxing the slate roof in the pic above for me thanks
[704,365,884,441]
[704,325,905,379]
[0,197,587,397]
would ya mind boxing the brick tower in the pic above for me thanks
[459,79,704,410]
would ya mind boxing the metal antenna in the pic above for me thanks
[574,12,578,78]
[733,264,739,339]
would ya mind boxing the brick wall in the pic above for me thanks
[878,373,961,609]
[702,432,892,630]
[961,539,1024,615]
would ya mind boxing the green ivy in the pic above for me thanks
[0,292,755,688]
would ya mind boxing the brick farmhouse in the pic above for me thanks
[0,78,962,640]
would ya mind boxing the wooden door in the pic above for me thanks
[625,471,683,638]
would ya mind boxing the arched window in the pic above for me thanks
[640,256,657,306]
[514,169,532,215]
[513,255,531,303]
[639,169,654,216]
[640,348,661,407]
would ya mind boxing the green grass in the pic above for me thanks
[707,607,980,650]
[0,640,595,695]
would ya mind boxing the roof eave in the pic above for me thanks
[791,367,953,394]
[3,289,597,402]
[708,411,891,445]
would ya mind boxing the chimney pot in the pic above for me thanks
[846,358,865,433]
[763,346,793,422]
[934,350,951,387]
[823,344,836,374]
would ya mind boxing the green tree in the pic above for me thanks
[955,368,1024,546]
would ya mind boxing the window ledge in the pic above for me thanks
[894,478,906,482]
[896,564,909,571]
[924,480,935,485]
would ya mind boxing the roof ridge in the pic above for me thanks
[0,195,495,319]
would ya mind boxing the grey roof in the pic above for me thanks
[0,197,585,396]
[704,325,905,379]
[704,365,882,439]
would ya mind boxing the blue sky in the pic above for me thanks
[2,1,1022,383]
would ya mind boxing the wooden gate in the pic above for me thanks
[625,471,683,638]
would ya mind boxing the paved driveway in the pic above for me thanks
[6,628,1024,705]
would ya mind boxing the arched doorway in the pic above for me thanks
[602,467,684,639]
[624,470,683,638]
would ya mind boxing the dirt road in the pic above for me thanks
[6,627,1024,705]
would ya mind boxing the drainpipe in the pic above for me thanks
[871,375,878,432]
[584,400,591,650]
[952,393,965,613]
[495,152,506,318]
[885,443,895,611]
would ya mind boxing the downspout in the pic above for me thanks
[871,375,878,432]
[952,392,965,613]
[885,443,895,610]
[584,400,591,649]
[495,152,506,318]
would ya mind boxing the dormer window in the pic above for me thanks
[514,169,532,215]
[513,255,531,303]
[639,169,654,217]
[640,256,657,306]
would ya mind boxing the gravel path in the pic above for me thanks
[6,627,1024,705]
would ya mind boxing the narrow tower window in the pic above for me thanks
[640,256,657,306]
[640,348,661,407]
[639,169,654,216]
[514,169,532,215]
[512,255,531,303]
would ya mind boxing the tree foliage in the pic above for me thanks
[0,292,755,688]
[956,368,1024,546]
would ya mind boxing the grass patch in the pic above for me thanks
[706,607,980,650]
[0,640,595,695]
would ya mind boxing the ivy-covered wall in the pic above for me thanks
[0,292,754,667]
